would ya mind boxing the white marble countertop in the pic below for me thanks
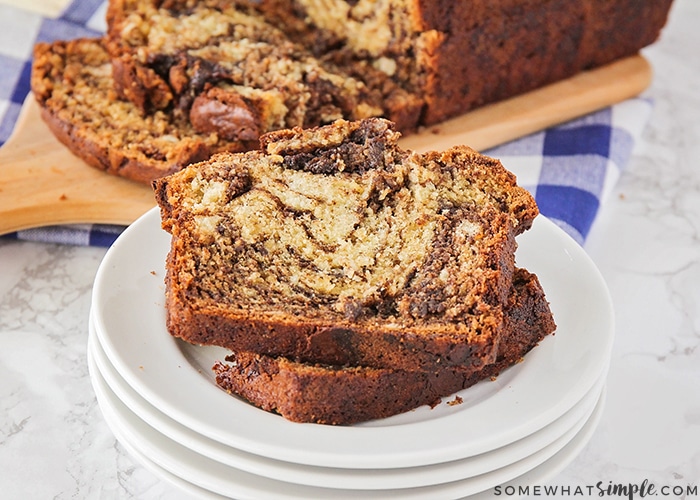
[1,0,699,498]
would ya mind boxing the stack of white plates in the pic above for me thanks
[88,208,614,499]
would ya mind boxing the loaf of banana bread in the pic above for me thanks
[154,118,541,371]
[257,0,675,126]
[213,268,555,425]
[30,38,252,184]
[106,0,674,136]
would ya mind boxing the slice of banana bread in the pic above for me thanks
[105,0,388,141]
[212,268,556,425]
[154,118,540,371]
[30,38,253,184]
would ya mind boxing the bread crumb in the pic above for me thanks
[447,395,463,406]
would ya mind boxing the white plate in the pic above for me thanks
[91,207,614,468]
[89,316,605,490]
[88,343,606,500]
[99,399,605,500]
[456,388,606,500]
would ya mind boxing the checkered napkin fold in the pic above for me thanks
[0,0,652,247]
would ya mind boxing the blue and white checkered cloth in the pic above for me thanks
[0,0,652,247]
[489,98,652,244]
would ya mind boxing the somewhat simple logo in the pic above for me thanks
[492,479,698,499]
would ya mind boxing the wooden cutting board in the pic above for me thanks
[0,55,651,236]
[0,0,68,17]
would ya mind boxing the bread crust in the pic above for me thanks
[416,0,674,124]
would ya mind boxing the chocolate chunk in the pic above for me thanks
[282,118,392,174]
[189,88,260,141]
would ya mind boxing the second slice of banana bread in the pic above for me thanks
[213,268,555,425]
